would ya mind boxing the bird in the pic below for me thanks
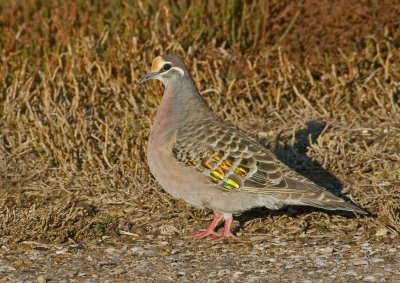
[140,54,366,241]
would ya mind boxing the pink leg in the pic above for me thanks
[210,217,240,241]
[185,213,223,240]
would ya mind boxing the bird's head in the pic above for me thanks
[140,54,188,86]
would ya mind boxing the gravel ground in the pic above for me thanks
[1,232,399,282]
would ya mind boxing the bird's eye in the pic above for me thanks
[163,64,171,71]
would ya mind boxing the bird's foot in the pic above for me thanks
[209,231,240,242]
[185,213,223,240]
[185,229,221,240]
[209,216,240,241]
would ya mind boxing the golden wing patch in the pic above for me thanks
[179,149,243,191]
[173,119,287,193]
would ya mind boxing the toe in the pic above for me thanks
[185,230,220,240]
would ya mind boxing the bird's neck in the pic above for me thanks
[153,77,212,129]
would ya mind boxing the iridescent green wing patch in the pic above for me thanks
[173,119,287,193]
[177,149,244,191]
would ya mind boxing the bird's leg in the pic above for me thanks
[210,216,240,241]
[185,213,223,239]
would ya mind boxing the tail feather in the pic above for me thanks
[280,177,367,214]
[297,197,367,214]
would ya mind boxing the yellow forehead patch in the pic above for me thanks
[151,56,169,72]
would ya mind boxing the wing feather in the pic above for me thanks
[172,118,366,214]
[172,119,286,192]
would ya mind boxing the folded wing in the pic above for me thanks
[172,119,366,214]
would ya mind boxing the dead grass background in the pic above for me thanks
[0,0,399,244]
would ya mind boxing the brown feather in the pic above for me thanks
[172,118,366,213]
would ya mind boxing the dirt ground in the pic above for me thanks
[0,0,399,282]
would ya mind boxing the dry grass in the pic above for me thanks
[0,0,399,244]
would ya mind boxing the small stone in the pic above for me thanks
[37,276,46,283]
[0,265,16,272]
[1,245,9,251]
[341,245,351,250]
[371,258,384,263]
[130,246,145,255]
[318,247,334,255]
[315,259,327,267]
[55,248,68,255]
[177,271,186,276]
[217,269,230,276]
[114,267,126,275]
[159,224,180,235]
[105,247,117,254]
[363,275,376,281]
[232,271,244,278]
[345,270,358,276]
[353,259,369,266]
[249,235,265,241]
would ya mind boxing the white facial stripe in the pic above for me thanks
[170,66,184,76]
[153,66,185,86]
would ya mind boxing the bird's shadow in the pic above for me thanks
[235,120,357,231]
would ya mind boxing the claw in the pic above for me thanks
[209,217,240,241]
[185,229,221,240]
[185,213,223,240]
[185,213,240,241]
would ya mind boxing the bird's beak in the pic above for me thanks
[139,72,158,85]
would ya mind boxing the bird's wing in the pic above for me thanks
[173,118,294,192]
[172,119,366,214]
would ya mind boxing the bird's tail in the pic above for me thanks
[279,177,368,214]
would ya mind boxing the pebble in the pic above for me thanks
[130,246,145,255]
[217,269,230,276]
[375,229,389,236]
[114,267,126,275]
[315,259,327,267]
[353,259,369,266]
[333,259,347,265]
[249,235,266,241]
[318,247,333,255]
[159,224,179,235]
[105,247,117,254]
[363,275,376,281]
[177,271,186,276]
[341,245,351,250]
[37,276,46,283]
[232,271,244,278]
[361,242,370,248]
[1,245,10,250]
[55,248,68,255]
[0,264,16,272]
[344,270,358,276]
